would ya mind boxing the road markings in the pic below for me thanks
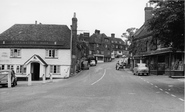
[171,94,176,97]
[159,88,163,91]
[91,69,106,85]
[150,83,154,85]
[139,77,184,102]
[179,98,184,102]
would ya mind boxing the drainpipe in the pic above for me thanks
[70,25,73,76]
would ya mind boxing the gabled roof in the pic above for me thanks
[109,37,124,45]
[0,24,71,49]
[24,54,48,66]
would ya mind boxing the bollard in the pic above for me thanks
[49,73,53,82]
[42,74,46,83]
[7,71,11,88]
[27,73,32,86]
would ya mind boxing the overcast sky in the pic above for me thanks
[0,0,149,38]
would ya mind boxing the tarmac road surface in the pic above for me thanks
[0,59,184,112]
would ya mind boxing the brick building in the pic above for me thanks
[109,33,126,59]
[132,3,184,76]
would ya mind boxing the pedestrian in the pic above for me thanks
[116,61,120,70]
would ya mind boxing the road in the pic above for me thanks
[0,59,184,112]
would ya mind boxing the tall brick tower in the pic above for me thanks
[71,12,78,75]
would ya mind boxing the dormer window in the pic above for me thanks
[10,49,21,58]
[46,49,58,58]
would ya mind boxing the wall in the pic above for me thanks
[0,48,71,78]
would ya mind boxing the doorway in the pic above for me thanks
[31,63,40,80]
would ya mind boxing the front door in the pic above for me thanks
[31,63,40,80]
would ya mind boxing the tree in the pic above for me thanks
[147,0,184,51]
[122,27,138,45]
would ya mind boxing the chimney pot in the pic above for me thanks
[111,33,115,38]
[35,21,37,24]
[95,30,100,34]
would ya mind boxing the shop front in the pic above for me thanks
[133,48,184,76]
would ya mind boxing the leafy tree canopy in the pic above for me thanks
[147,0,184,51]
[121,27,138,44]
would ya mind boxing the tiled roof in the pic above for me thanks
[133,23,152,40]
[109,37,124,45]
[0,24,71,49]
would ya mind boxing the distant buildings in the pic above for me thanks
[78,30,126,63]
[0,13,127,79]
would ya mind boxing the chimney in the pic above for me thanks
[83,33,90,37]
[144,2,153,22]
[111,33,115,38]
[35,21,37,25]
[72,12,78,31]
[95,30,100,34]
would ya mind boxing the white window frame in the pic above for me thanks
[16,65,26,74]
[89,51,92,54]
[46,49,58,58]
[10,49,21,58]
[50,65,60,74]
[97,44,99,47]
[0,65,5,70]
[7,65,14,70]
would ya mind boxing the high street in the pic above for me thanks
[0,59,184,112]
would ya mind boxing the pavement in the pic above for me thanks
[0,78,65,88]
[124,68,185,84]
[1,68,184,89]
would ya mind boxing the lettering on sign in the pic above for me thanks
[1,52,8,58]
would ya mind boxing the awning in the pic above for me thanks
[133,47,172,58]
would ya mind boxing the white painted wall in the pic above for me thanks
[0,48,71,78]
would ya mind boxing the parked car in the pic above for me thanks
[133,63,149,76]
[90,60,96,66]
[81,61,90,70]
[0,70,17,87]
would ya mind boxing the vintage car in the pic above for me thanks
[133,63,149,76]
[90,60,97,66]
[81,60,90,70]
[0,70,17,87]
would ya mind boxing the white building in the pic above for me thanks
[0,20,76,80]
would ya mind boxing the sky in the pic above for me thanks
[0,0,149,38]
